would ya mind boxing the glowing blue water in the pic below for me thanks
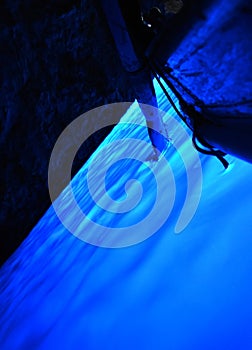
[0,74,252,349]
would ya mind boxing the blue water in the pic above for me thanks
[0,77,252,349]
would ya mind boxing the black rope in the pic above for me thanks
[151,60,193,112]
[147,58,230,169]
[163,63,252,111]
[192,133,229,169]
[162,64,206,106]
[147,59,191,128]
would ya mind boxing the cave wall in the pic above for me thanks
[0,0,140,265]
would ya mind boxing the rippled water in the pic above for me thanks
[0,79,252,349]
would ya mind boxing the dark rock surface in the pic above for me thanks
[167,0,252,113]
[0,0,143,265]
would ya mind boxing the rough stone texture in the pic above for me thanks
[0,0,145,265]
[166,0,252,116]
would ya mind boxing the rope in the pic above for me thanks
[147,58,229,169]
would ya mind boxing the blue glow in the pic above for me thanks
[1,83,252,348]
[1,1,252,349]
